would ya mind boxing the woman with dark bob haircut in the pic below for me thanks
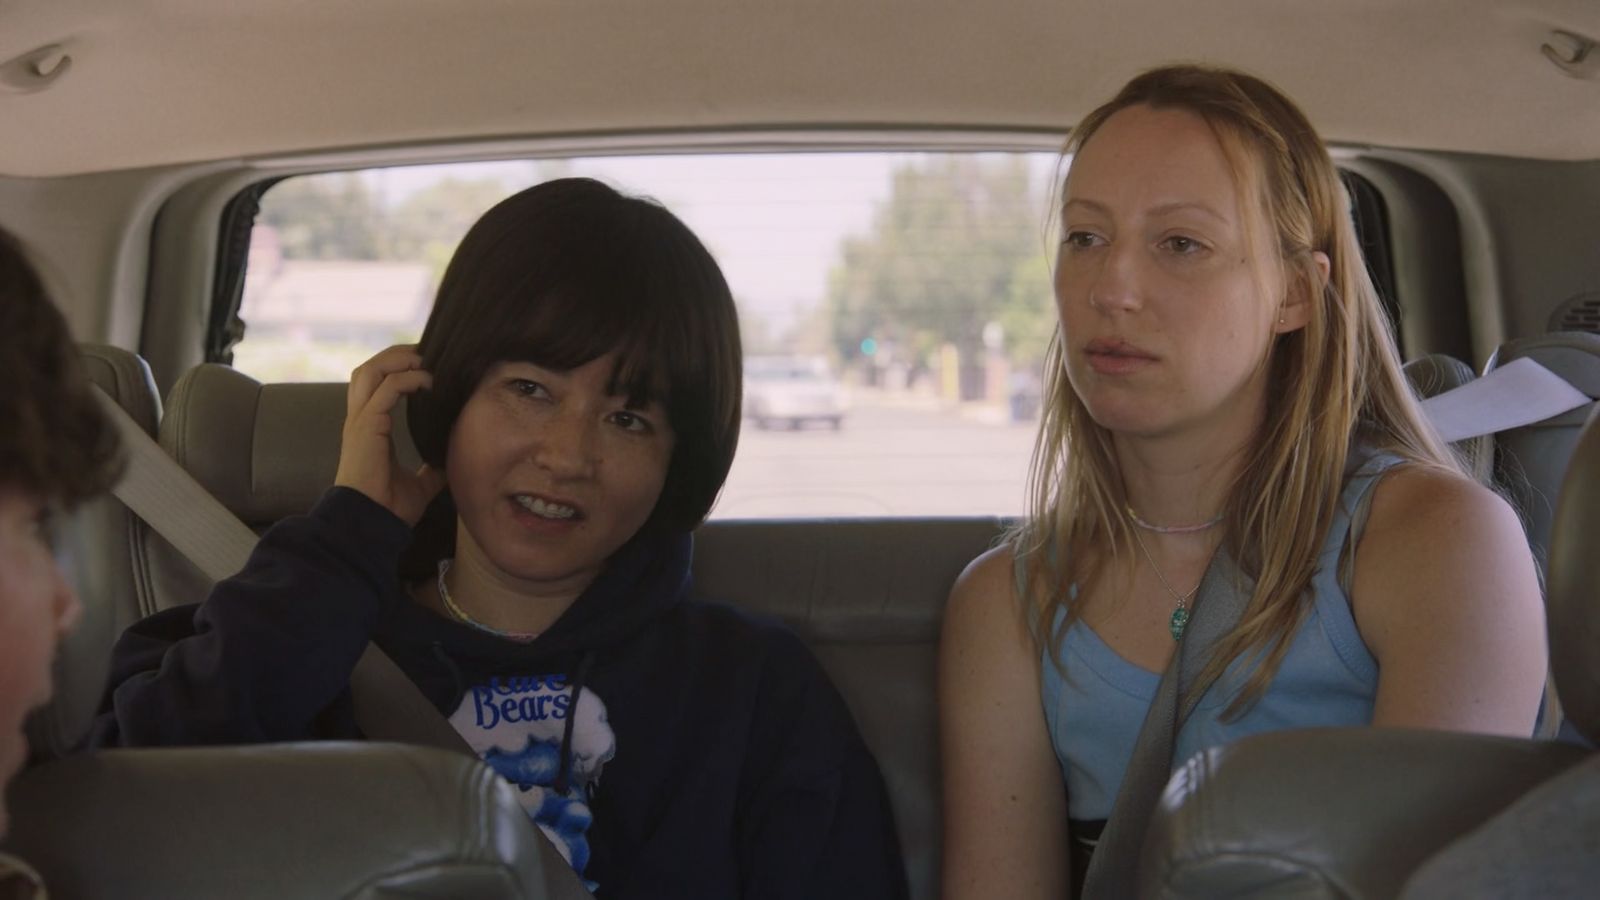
[94,178,908,898]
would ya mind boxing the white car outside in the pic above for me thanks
[744,356,848,431]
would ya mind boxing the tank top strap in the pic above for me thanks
[1329,446,1408,594]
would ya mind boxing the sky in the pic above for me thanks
[363,152,1061,334]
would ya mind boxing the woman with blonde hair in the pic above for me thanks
[939,64,1547,898]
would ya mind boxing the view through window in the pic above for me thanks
[234,152,1063,518]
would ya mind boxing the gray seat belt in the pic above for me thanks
[96,387,598,899]
[1080,549,1249,899]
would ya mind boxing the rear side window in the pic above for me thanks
[228,153,1060,519]
[1342,170,1401,338]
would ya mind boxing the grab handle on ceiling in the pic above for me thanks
[1542,29,1600,81]
[0,43,72,95]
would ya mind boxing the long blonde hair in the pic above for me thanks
[1016,65,1461,712]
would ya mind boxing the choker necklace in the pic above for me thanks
[1130,527,1199,641]
[1126,505,1223,535]
[436,559,539,643]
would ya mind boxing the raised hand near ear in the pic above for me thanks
[334,345,448,526]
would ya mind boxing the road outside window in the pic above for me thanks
[234,153,1062,518]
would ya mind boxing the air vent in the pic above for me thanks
[1550,291,1600,334]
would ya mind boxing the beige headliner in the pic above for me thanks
[3,0,1599,177]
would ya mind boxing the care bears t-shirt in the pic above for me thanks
[447,673,616,888]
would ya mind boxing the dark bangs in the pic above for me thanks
[488,233,676,413]
[408,177,742,537]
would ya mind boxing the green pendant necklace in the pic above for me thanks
[1130,518,1205,641]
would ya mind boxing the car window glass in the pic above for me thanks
[235,152,1059,518]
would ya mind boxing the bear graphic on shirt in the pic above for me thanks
[448,674,616,885]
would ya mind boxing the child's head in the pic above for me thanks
[0,226,122,834]
[0,229,123,512]
[409,178,742,536]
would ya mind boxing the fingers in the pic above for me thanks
[347,344,425,414]
[356,368,434,435]
[335,347,436,518]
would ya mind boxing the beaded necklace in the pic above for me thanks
[1124,504,1224,535]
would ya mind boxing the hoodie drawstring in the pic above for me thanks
[553,649,596,795]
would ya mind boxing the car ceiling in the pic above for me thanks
[2,0,1599,178]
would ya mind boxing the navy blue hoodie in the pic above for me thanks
[90,487,908,899]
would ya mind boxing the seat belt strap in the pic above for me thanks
[92,387,477,757]
[1421,357,1592,442]
[1079,548,1248,898]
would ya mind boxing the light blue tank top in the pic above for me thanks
[1040,452,1402,821]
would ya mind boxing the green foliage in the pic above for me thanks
[385,176,515,281]
[258,171,515,285]
[260,173,385,260]
[825,155,1058,375]
[999,251,1056,366]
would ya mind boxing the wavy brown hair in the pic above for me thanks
[1015,65,1462,713]
[0,228,123,505]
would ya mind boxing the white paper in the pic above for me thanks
[1421,357,1591,442]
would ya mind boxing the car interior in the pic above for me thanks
[3,0,1600,897]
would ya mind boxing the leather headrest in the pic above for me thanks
[1546,406,1600,745]
[1489,332,1600,400]
[160,364,420,527]
[1402,353,1475,399]
[81,343,162,435]
[1403,353,1492,482]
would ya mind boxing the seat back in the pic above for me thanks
[695,518,1000,899]
[140,363,424,618]
[23,345,162,761]
[156,362,990,900]
[1483,332,1600,573]
[3,743,558,900]
[1402,352,1491,482]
